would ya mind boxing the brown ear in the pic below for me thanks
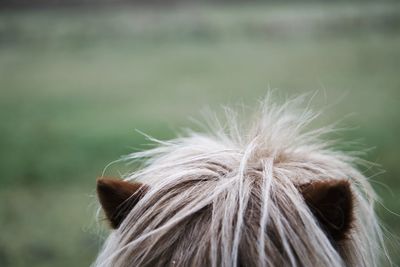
[299,179,354,242]
[97,177,148,229]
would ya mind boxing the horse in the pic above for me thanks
[93,96,385,267]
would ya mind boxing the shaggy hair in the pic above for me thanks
[93,96,385,267]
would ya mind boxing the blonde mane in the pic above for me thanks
[94,95,384,267]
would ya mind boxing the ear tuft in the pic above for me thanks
[97,177,147,229]
[299,179,354,242]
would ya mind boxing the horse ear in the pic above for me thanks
[97,177,148,229]
[299,179,354,242]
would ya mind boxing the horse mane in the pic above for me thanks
[93,95,385,267]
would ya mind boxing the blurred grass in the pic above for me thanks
[0,3,400,266]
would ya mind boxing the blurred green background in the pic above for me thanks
[0,2,399,266]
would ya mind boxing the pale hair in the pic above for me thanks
[93,95,386,267]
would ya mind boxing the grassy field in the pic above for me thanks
[0,3,400,266]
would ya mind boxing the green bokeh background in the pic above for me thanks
[0,3,399,266]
